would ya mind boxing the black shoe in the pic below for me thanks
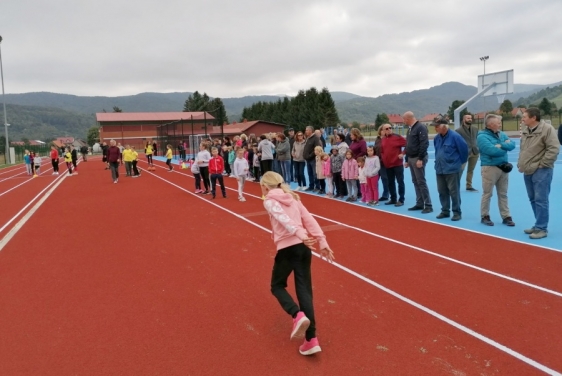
[466,187,478,192]
[223,195,227,198]
[408,206,424,211]
[451,213,462,221]
[394,202,404,207]
[481,215,494,226]
[379,197,388,202]
[502,217,515,226]
[436,212,450,219]
[385,201,397,205]
[421,207,433,214]
[212,194,216,199]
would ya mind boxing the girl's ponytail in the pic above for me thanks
[261,171,300,201]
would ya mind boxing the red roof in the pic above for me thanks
[96,112,215,122]
[420,113,440,122]
[387,114,404,124]
[56,137,74,144]
[214,120,285,134]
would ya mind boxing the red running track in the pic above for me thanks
[0,159,560,375]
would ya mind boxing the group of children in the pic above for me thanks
[305,145,381,206]
[192,143,250,201]
[24,150,43,177]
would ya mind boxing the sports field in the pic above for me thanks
[0,153,561,375]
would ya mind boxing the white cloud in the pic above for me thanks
[1,0,561,98]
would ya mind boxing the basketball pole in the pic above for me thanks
[454,83,497,129]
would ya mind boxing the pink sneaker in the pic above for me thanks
[299,337,321,355]
[290,312,310,340]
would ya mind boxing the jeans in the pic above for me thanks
[290,159,295,182]
[279,160,291,183]
[379,163,389,199]
[271,243,316,341]
[386,165,405,203]
[125,161,133,176]
[110,161,119,181]
[294,161,306,187]
[345,179,358,197]
[436,172,461,215]
[523,168,553,231]
[408,157,432,208]
[306,159,318,190]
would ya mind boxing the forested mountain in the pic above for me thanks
[1,81,559,141]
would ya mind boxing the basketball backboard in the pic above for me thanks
[477,69,514,97]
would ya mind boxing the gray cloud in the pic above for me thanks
[1,0,561,98]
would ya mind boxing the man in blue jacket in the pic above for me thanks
[432,115,468,221]
[477,114,516,227]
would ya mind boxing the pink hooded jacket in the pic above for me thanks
[263,189,329,251]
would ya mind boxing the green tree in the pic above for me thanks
[499,99,514,117]
[86,126,100,146]
[538,98,552,117]
[447,100,469,122]
[375,113,390,129]
[112,106,122,112]
[351,121,360,128]
[208,97,228,126]
[318,88,340,127]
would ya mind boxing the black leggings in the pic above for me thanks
[51,159,59,172]
[132,160,140,176]
[271,243,316,341]
[166,159,172,170]
[147,154,153,164]
[199,166,210,191]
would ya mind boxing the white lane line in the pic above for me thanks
[0,167,58,198]
[0,171,26,182]
[0,174,67,252]
[144,161,562,299]
[0,165,25,176]
[0,172,68,235]
[140,164,562,376]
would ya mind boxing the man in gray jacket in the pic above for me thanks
[456,114,479,191]
[518,107,560,239]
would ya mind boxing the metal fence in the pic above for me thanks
[155,116,220,160]
[0,144,52,165]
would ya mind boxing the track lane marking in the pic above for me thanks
[138,163,561,376]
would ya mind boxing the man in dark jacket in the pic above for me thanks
[107,139,121,183]
[403,111,433,213]
[101,142,109,170]
[456,114,479,191]
[288,128,295,182]
[302,126,322,191]
[432,116,468,221]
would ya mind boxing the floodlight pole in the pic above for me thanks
[0,36,9,164]
[480,56,489,75]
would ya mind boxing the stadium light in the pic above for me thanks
[479,56,489,75]
[0,36,9,163]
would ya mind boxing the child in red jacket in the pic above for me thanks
[209,147,227,199]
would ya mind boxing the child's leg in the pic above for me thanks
[210,174,217,196]
[326,177,333,194]
[218,175,226,196]
[345,180,353,196]
[370,175,379,201]
[35,166,40,175]
[318,178,325,193]
[360,183,368,202]
[194,173,201,190]
[238,177,245,198]
[270,244,316,340]
[66,162,73,174]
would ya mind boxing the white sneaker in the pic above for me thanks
[239,197,246,202]
[74,172,78,175]
[114,180,117,184]
[52,172,56,175]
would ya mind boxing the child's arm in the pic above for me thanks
[297,201,335,262]
[263,199,310,242]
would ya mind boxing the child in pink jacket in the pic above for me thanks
[341,150,359,201]
[261,171,335,356]
[321,154,333,197]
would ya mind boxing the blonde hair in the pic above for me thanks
[314,145,323,154]
[260,171,300,201]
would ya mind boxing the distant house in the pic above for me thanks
[215,119,286,138]
[511,108,525,118]
[10,140,45,146]
[387,114,404,127]
[420,113,440,126]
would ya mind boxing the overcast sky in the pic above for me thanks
[1,0,561,98]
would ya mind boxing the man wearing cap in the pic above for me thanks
[517,107,560,239]
[456,114,479,192]
[432,116,468,221]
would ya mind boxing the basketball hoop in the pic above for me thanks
[497,94,505,104]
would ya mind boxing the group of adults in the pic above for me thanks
[376,108,559,240]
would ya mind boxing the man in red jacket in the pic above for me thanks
[209,147,227,199]
[380,124,407,206]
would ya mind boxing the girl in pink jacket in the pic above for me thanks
[261,171,335,356]
[341,150,359,201]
